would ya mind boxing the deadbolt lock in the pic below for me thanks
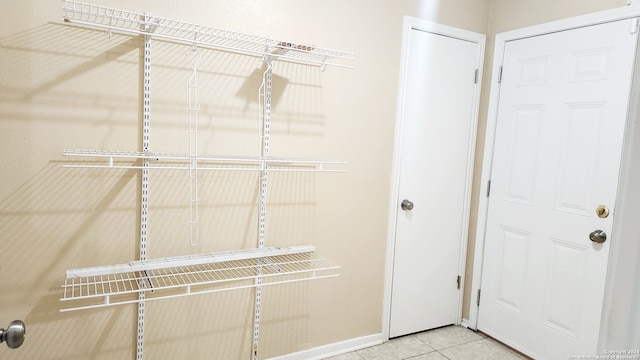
[596,205,609,218]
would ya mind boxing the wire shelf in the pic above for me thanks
[62,149,348,172]
[61,246,340,312]
[61,0,355,68]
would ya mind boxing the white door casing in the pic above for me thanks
[472,15,639,360]
[384,17,485,339]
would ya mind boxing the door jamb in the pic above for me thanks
[469,4,640,337]
[382,16,485,341]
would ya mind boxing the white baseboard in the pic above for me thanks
[267,333,384,360]
[461,318,470,329]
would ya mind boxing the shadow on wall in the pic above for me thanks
[0,163,141,359]
[0,20,326,359]
[0,22,327,149]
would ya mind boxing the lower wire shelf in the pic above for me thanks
[60,245,339,312]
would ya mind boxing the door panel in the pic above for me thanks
[494,226,529,314]
[390,27,481,338]
[479,19,638,359]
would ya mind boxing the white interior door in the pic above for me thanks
[389,23,482,338]
[479,19,638,359]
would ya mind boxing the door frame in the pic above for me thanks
[470,4,640,352]
[382,16,485,341]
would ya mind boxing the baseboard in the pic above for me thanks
[267,333,384,360]
[461,318,470,328]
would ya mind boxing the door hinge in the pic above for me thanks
[456,275,461,289]
[630,17,639,34]
[476,289,482,306]
[486,180,491,197]
[497,66,503,83]
[474,69,479,84]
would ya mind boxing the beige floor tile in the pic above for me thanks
[485,338,532,359]
[408,351,449,360]
[355,335,435,360]
[415,325,484,350]
[325,326,530,360]
[439,338,528,360]
[325,352,364,360]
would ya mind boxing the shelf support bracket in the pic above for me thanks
[137,11,153,360]
[188,46,202,246]
[252,56,274,360]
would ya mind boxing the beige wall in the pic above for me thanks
[0,0,630,359]
[0,1,488,359]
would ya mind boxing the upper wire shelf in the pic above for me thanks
[61,0,355,68]
[60,245,340,312]
[62,149,348,172]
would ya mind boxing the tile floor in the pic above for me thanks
[327,325,531,360]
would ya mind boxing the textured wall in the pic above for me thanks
[2,0,629,358]
[0,0,487,359]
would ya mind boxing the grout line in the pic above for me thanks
[402,350,442,360]
[435,336,489,352]
[479,332,533,359]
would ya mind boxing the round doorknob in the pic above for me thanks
[401,199,414,211]
[0,320,25,349]
[589,230,607,244]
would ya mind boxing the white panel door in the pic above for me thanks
[479,19,638,359]
[390,27,481,338]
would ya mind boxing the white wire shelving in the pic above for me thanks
[58,2,352,358]
[62,149,348,172]
[60,246,340,312]
[61,0,355,69]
